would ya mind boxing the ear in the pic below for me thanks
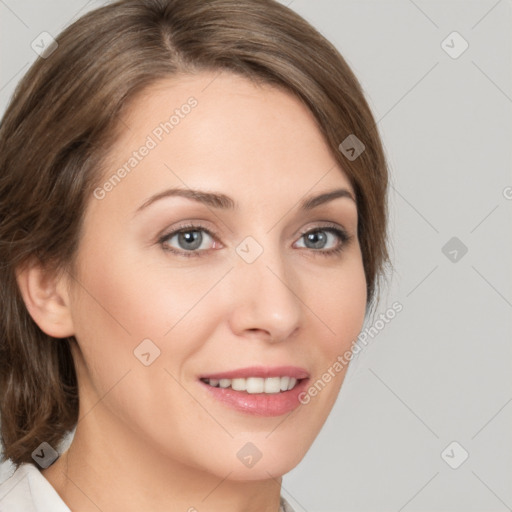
[16,259,75,338]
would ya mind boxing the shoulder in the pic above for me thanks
[0,462,70,512]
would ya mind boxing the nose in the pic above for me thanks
[227,243,303,343]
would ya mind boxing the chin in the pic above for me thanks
[221,455,305,481]
[208,435,312,481]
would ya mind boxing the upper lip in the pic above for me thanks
[199,366,310,380]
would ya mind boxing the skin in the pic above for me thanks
[18,71,367,512]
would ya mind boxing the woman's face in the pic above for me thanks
[66,71,367,479]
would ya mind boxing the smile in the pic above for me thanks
[200,376,299,393]
[198,366,310,416]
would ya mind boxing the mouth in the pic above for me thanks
[198,366,310,416]
[200,376,302,394]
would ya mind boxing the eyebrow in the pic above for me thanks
[135,186,356,214]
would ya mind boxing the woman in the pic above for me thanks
[0,0,389,510]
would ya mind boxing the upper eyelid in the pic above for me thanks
[160,223,217,240]
[160,220,348,237]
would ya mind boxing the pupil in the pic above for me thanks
[179,231,202,250]
[306,231,326,249]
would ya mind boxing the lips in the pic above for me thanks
[198,366,310,416]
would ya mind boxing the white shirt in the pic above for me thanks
[0,463,296,511]
[0,463,69,512]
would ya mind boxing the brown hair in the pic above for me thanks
[0,0,389,466]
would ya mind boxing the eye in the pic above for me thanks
[294,226,351,256]
[159,224,218,257]
[158,223,352,258]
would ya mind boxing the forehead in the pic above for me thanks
[93,71,355,215]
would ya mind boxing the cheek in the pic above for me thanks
[298,254,367,406]
[308,255,367,348]
[68,239,233,389]
[72,244,220,339]
[67,244,228,445]
[329,266,366,340]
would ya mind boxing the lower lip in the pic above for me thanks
[199,379,310,417]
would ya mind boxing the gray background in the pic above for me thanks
[1,1,511,511]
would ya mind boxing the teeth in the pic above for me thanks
[264,377,281,393]
[231,378,248,392]
[203,376,300,393]
[287,377,297,390]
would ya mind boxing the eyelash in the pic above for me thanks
[158,222,353,259]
